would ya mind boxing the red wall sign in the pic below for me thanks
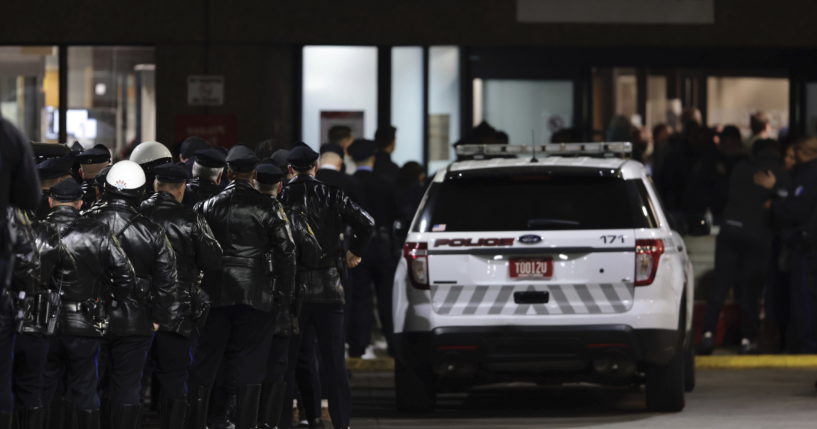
[175,114,237,149]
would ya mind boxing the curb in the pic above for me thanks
[346,355,817,372]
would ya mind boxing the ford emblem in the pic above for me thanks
[518,234,542,244]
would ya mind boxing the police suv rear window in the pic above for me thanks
[412,168,657,232]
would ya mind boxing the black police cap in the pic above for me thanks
[287,145,319,169]
[95,165,112,187]
[49,178,83,202]
[226,145,259,172]
[348,139,376,162]
[153,163,189,184]
[269,149,290,171]
[180,136,211,159]
[255,162,286,185]
[37,156,74,180]
[76,146,111,165]
[319,143,344,158]
[194,148,227,168]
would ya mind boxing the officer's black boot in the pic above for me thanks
[160,399,188,429]
[109,404,141,429]
[258,381,287,429]
[234,384,262,429]
[74,409,100,429]
[186,385,210,429]
[16,407,46,429]
[0,411,12,429]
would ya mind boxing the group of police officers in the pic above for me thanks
[0,116,402,429]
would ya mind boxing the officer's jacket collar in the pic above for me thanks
[47,205,80,222]
[287,174,318,187]
[152,191,181,206]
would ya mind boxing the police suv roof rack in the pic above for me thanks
[456,142,632,160]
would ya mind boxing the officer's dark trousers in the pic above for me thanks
[0,296,15,412]
[188,305,275,391]
[347,237,396,357]
[13,333,49,408]
[264,336,291,426]
[102,335,154,405]
[703,229,769,341]
[153,331,192,401]
[282,327,321,427]
[787,252,817,353]
[42,335,101,410]
[290,303,349,429]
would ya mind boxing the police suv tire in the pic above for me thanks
[645,345,686,412]
[684,340,696,392]
[394,359,436,413]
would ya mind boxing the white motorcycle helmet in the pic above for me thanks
[106,160,146,192]
[129,141,172,166]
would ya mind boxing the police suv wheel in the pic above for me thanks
[684,340,696,392]
[645,345,686,412]
[394,359,436,413]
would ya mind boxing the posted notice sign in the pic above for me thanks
[187,75,224,106]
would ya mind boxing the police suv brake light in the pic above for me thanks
[403,242,430,290]
[634,239,664,286]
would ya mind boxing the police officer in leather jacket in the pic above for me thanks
[76,146,112,212]
[183,149,226,209]
[279,145,375,429]
[37,179,135,429]
[187,146,296,429]
[84,160,179,429]
[139,163,222,429]
[6,207,47,429]
[253,162,301,429]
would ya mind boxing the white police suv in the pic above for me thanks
[392,143,694,413]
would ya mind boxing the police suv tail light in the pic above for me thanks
[634,239,664,286]
[403,242,429,290]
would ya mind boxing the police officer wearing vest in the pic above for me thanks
[279,145,374,429]
[76,146,112,212]
[183,149,226,208]
[84,160,179,428]
[347,139,400,357]
[140,163,223,429]
[38,179,135,429]
[187,146,296,429]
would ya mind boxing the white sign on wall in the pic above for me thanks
[187,75,224,106]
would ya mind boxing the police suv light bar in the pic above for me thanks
[455,142,632,158]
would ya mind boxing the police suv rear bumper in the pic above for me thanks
[393,325,680,385]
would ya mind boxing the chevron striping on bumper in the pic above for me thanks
[430,282,634,316]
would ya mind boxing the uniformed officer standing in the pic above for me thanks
[373,126,400,182]
[0,117,42,429]
[34,157,74,220]
[279,145,375,429]
[755,137,817,353]
[347,139,400,357]
[139,163,223,429]
[253,163,298,429]
[84,160,179,428]
[6,207,44,429]
[187,146,296,429]
[75,146,112,211]
[177,136,211,177]
[38,179,135,429]
[183,149,226,208]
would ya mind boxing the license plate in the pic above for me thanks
[509,258,553,279]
